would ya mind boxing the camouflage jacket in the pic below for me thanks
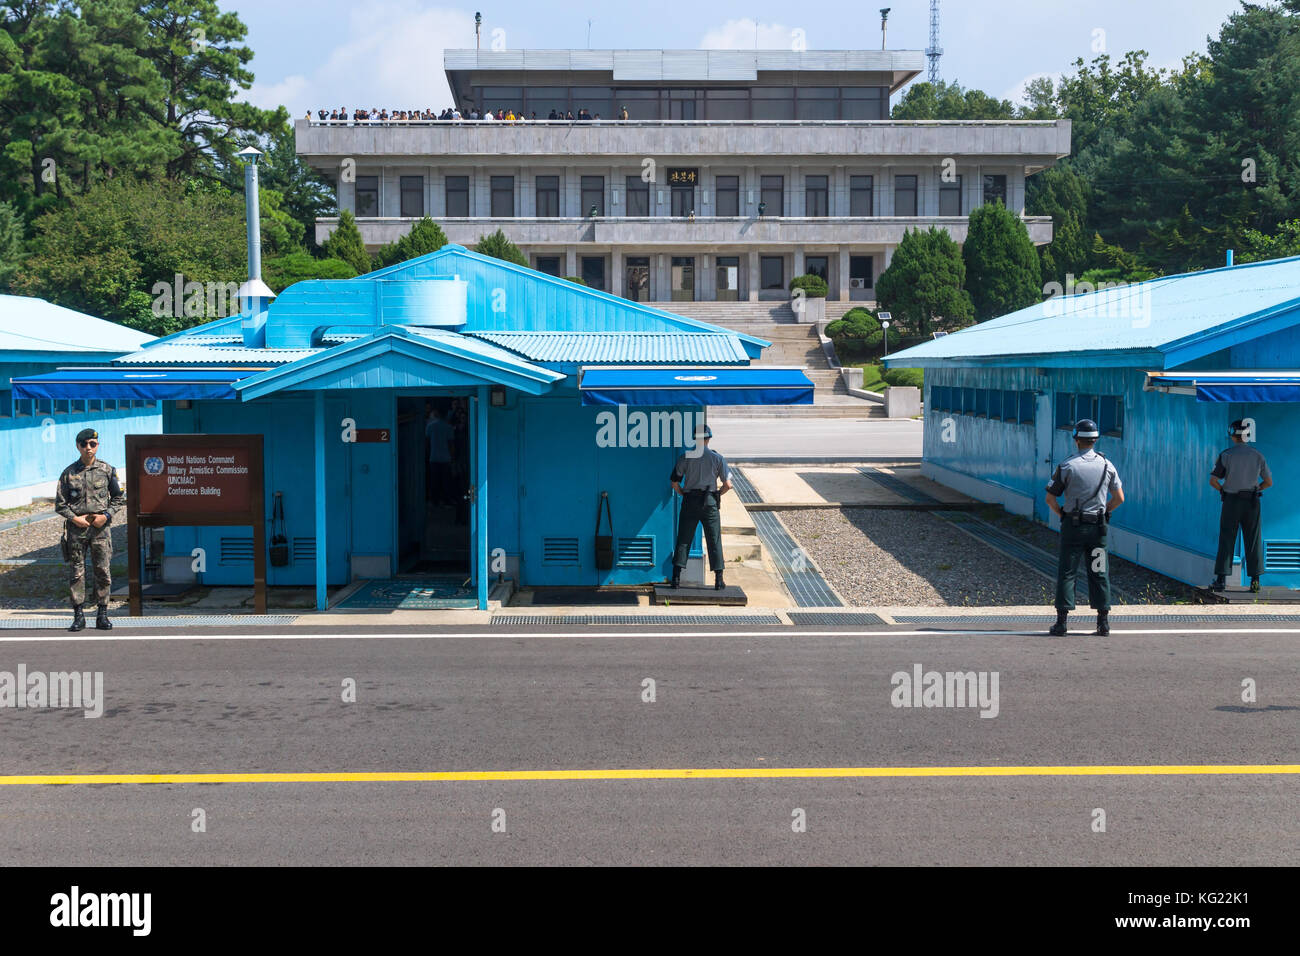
[54,458,125,525]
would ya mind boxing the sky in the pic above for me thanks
[230,0,1251,117]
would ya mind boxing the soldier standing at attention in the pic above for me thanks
[1045,419,1125,636]
[1210,419,1272,593]
[670,424,732,590]
[55,428,124,631]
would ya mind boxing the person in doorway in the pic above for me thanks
[55,428,124,631]
[669,424,732,590]
[425,407,454,506]
[1045,419,1124,636]
[1210,419,1272,592]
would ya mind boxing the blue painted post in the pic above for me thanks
[314,391,328,611]
[476,386,489,610]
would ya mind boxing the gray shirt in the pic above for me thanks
[672,448,730,492]
[1046,450,1121,515]
[1212,443,1271,493]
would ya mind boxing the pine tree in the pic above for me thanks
[371,217,449,270]
[322,211,372,274]
[963,201,1043,322]
[474,228,528,266]
[875,227,973,337]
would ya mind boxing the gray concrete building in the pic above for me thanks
[297,49,1071,303]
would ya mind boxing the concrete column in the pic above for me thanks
[883,245,895,272]
[565,247,577,278]
[838,247,850,302]
[747,251,759,302]
[793,246,805,281]
[744,164,756,215]
[656,253,670,302]
[611,248,623,298]
[698,253,711,300]
[338,178,355,215]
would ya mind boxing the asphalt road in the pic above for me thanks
[708,417,922,459]
[0,622,1296,865]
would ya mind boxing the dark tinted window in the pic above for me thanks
[760,256,783,290]
[490,176,514,217]
[581,176,604,216]
[894,175,918,216]
[399,175,423,217]
[445,176,469,217]
[536,176,559,217]
[983,174,1007,207]
[760,175,783,215]
[850,175,873,216]
[625,176,649,216]
[715,175,740,216]
[355,175,379,216]
[805,175,828,216]
[939,175,962,216]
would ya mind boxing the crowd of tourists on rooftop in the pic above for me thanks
[308,105,630,123]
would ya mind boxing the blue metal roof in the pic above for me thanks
[1147,370,1300,403]
[115,343,319,365]
[580,366,814,406]
[886,255,1300,369]
[469,331,749,364]
[0,295,155,354]
[12,367,246,401]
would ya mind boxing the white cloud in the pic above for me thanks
[1002,70,1062,106]
[699,18,805,50]
[245,2,477,116]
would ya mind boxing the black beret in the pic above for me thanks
[75,428,99,444]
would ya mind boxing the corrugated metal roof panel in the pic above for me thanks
[468,331,749,364]
[570,50,613,70]
[524,50,571,70]
[662,50,709,81]
[0,295,155,354]
[887,256,1300,365]
[613,51,662,81]
[114,343,320,365]
[399,326,565,377]
[707,51,757,81]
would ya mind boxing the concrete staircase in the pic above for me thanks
[655,301,884,418]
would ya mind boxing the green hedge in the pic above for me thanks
[826,308,899,360]
[883,367,924,388]
[563,276,587,285]
[788,273,828,298]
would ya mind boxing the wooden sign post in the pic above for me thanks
[125,434,266,616]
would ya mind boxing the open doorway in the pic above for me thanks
[396,395,471,575]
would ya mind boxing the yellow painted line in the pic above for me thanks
[1,765,1298,785]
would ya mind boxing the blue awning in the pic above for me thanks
[10,367,252,401]
[580,366,815,406]
[1146,371,1300,403]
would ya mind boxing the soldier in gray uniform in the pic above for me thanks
[670,424,733,590]
[1210,419,1273,592]
[1045,419,1125,636]
[54,428,125,631]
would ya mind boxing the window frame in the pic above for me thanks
[354,175,379,217]
[490,175,515,218]
[445,175,470,217]
[580,175,605,217]
[938,174,963,216]
[804,175,829,217]
[849,175,874,216]
[535,175,560,218]
[399,175,424,217]
[715,175,740,217]
[894,175,918,217]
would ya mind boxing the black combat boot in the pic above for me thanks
[714,570,725,591]
[1210,575,1226,591]
[68,605,86,632]
[1048,611,1068,636]
[1094,610,1110,636]
[95,605,112,630]
[670,567,681,589]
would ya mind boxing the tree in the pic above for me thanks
[11,176,247,335]
[248,118,336,253]
[1027,165,1091,286]
[875,227,973,337]
[372,217,449,269]
[963,201,1043,322]
[1238,219,1300,262]
[321,211,372,274]
[474,228,527,266]
[0,200,26,291]
[262,252,356,292]
[891,80,1016,120]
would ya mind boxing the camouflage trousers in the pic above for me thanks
[66,524,112,607]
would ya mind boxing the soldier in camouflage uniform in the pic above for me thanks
[54,428,125,631]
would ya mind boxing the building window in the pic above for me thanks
[354,175,379,217]
[849,255,874,290]
[535,256,561,276]
[1003,390,1020,423]
[983,174,1008,207]
[894,175,918,216]
[930,386,946,411]
[842,86,887,120]
[805,256,829,283]
[1018,391,1035,425]
[445,176,469,217]
[581,176,605,216]
[490,176,515,218]
[625,176,649,216]
[670,185,694,217]
[705,88,748,120]
[1100,396,1124,437]
[751,87,794,120]
[805,175,829,217]
[1056,393,1075,430]
[760,175,783,215]
[795,87,838,120]
[525,86,568,118]
[399,176,424,217]
[760,256,784,290]
[571,87,612,119]
[715,175,740,216]
[536,176,560,217]
[988,389,1002,420]
[617,88,661,120]
[850,175,873,216]
[939,175,962,216]
[0,391,10,418]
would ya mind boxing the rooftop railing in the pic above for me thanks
[300,117,1062,128]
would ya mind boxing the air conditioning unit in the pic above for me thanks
[849,278,867,289]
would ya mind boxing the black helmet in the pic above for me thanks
[1229,419,1249,436]
[1073,419,1100,440]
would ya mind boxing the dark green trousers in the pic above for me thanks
[1055,518,1110,612]
[1215,493,1262,577]
[673,492,722,571]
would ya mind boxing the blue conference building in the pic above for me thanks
[886,255,1300,590]
[14,245,810,608]
[1,295,160,509]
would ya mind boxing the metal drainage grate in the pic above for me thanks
[750,511,843,608]
[0,614,300,630]
[492,613,784,627]
[787,611,886,626]
[729,467,763,504]
[892,614,1300,627]
[858,467,942,504]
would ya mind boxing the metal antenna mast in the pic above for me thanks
[925,0,943,84]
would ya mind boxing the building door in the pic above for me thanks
[849,255,874,300]
[581,256,606,291]
[715,256,740,301]
[396,395,471,575]
[671,186,694,217]
[1034,393,1055,524]
[671,256,695,301]
[625,256,650,301]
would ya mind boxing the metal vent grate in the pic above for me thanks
[787,612,886,626]
[293,537,316,562]
[616,536,654,567]
[542,537,580,565]
[1265,541,1300,572]
[219,537,254,565]
[492,614,784,627]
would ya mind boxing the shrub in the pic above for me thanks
[262,252,357,293]
[883,367,924,389]
[563,276,587,285]
[826,308,899,359]
[474,228,528,266]
[788,273,828,298]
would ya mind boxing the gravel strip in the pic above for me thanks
[780,508,1054,607]
[0,516,128,609]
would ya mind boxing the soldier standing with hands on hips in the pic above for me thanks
[670,424,732,590]
[55,428,124,631]
[1045,419,1125,636]
[1210,419,1272,593]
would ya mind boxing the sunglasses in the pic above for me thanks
[78,440,99,448]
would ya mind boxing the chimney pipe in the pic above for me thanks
[1226,249,1234,267]
[880,8,891,50]
[236,146,276,346]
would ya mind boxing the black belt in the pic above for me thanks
[684,489,718,497]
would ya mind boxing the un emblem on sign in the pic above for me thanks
[144,456,164,475]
